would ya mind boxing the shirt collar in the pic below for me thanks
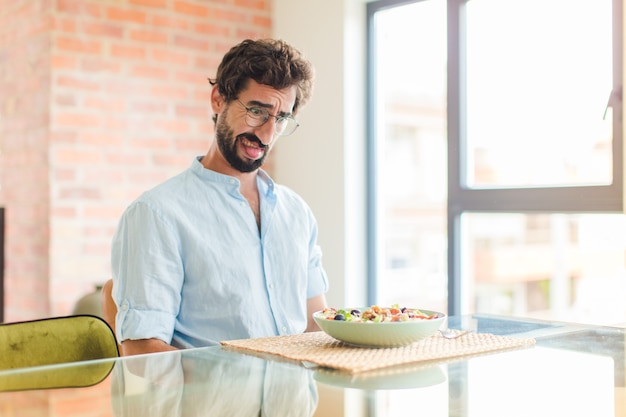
[192,156,275,197]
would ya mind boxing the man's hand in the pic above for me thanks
[306,294,327,332]
[121,338,178,356]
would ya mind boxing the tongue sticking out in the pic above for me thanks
[244,144,264,160]
[240,136,266,160]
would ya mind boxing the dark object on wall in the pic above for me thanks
[0,207,3,323]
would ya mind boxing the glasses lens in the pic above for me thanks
[245,108,269,127]
[277,118,299,136]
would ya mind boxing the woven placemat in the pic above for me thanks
[221,331,535,374]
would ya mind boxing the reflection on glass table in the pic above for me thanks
[111,348,318,417]
[0,315,623,417]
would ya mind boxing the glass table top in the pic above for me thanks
[1,314,624,417]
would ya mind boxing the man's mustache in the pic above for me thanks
[238,133,267,149]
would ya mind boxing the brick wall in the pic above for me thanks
[0,0,272,322]
[0,0,53,320]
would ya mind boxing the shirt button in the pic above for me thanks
[281,326,287,333]
[121,302,129,310]
[268,283,274,289]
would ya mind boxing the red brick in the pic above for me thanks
[174,34,208,50]
[150,14,190,30]
[54,148,103,165]
[49,130,78,144]
[131,136,172,149]
[106,7,147,24]
[176,104,210,118]
[151,48,191,66]
[130,64,170,80]
[129,29,169,44]
[59,187,101,199]
[52,16,78,32]
[106,153,148,166]
[197,120,215,134]
[52,206,77,218]
[54,112,102,128]
[252,14,271,29]
[207,7,247,22]
[194,22,230,37]
[174,1,209,17]
[130,0,168,8]
[82,21,125,38]
[235,0,269,10]
[56,75,100,91]
[50,54,78,70]
[153,119,190,134]
[83,97,126,112]
[57,0,102,18]
[173,70,208,85]
[150,85,190,100]
[54,93,77,107]
[84,168,125,184]
[153,153,193,166]
[132,101,168,113]
[53,168,77,181]
[84,225,115,238]
[102,116,130,131]
[55,36,102,54]
[81,58,123,74]
[85,205,126,220]
[176,138,208,151]
[195,55,223,69]
[79,132,125,147]
[82,242,112,256]
[110,43,147,59]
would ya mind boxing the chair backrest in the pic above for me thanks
[0,315,119,371]
[101,279,117,335]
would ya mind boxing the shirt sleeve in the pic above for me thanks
[306,212,329,299]
[111,200,184,344]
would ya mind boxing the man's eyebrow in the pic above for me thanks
[247,100,292,117]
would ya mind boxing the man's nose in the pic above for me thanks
[254,121,278,146]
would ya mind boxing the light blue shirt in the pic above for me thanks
[111,157,329,348]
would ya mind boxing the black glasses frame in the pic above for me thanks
[236,99,300,136]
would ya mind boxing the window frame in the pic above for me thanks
[366,0,624,315]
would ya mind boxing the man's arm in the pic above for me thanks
[121,338,179,356]
[305,294,327,332]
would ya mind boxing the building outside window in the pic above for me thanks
[367,0,626,325]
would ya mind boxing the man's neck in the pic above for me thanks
[200,149,258,188]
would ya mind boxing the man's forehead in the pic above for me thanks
[240,81,297,111]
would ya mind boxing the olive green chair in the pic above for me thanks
[0,315,119,391]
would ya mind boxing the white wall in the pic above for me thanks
[272,0,368,308]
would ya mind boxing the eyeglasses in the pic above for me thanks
[237,99,300,136]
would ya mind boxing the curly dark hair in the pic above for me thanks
[208,39,314,123]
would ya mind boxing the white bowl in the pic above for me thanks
[313,308,446,347]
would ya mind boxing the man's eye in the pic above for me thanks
[248,107,266,118]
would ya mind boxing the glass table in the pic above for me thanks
[0,314,624,416]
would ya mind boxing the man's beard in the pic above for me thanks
[215,119,268,173]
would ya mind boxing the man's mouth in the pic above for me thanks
[239,135,266,160]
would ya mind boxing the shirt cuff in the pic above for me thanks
[116,303,176,344]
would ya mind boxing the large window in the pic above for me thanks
[367,0,625,324]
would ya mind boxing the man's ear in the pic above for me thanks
[210,85,225,115]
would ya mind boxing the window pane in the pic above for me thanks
[462,213,626,325]
[372,0,448,312]
[465,0,614,188]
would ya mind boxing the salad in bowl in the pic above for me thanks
[313,304,446,347]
